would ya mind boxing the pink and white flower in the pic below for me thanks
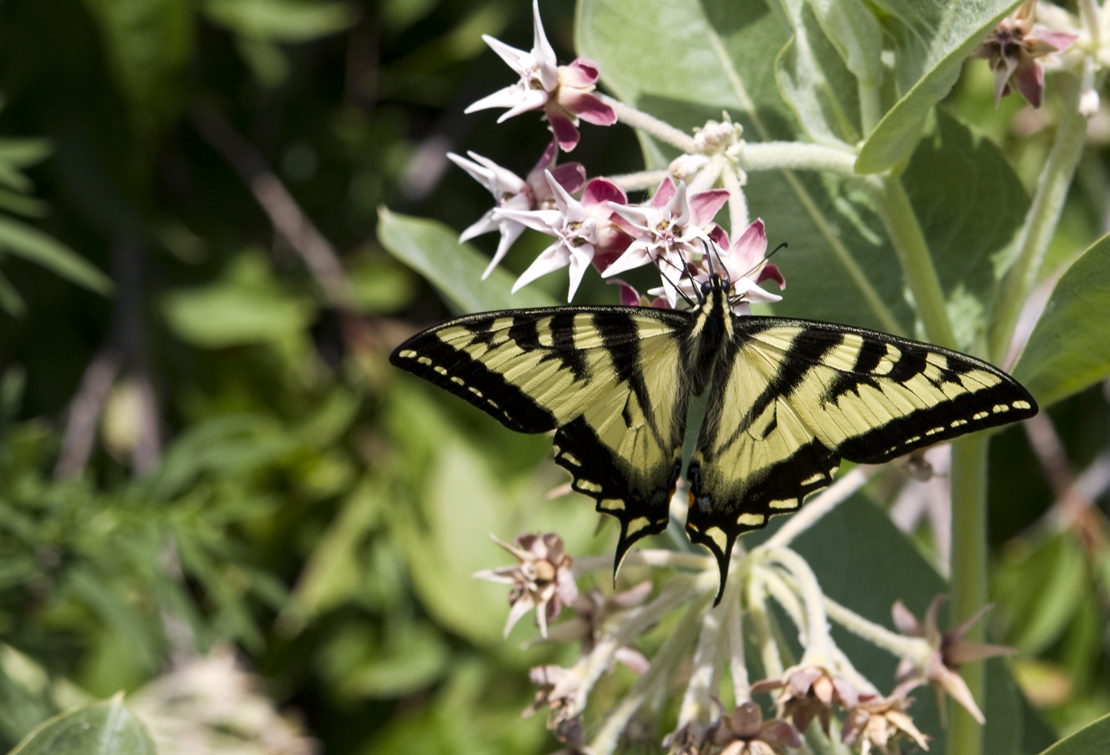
[602,178,729,307]
[501,175,632,301]
[465,0,616,150]
[448,143,585,279]
[709,220,786,315]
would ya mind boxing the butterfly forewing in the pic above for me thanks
[391,306,694,564]
[686,316,1038,595]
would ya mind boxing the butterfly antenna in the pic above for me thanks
[738,241,787,281]
[656,253,696,307]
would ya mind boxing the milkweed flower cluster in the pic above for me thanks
[449,2,1047,753]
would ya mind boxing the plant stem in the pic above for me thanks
[597,94,699,153]
[989,76,1086,364]
[871,175,958,349]
[859,80,882,137]
[948,432,988,755]
[740,141,859,177]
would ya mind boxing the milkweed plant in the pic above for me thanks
[381,1,1110,754]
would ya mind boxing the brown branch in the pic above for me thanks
[54,348,120,480]
[189,104,355,309]
[1024,412,1107,553]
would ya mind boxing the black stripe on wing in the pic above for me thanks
[390,312,559,433]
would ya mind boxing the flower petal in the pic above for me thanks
[481,34,532,72]
[561,57,601,88]
[688,189,730,227]
[1013,59,1045,108]
[547,107,582,151]
[560,90,617,125]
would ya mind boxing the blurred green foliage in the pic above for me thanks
[0,0,1107,754]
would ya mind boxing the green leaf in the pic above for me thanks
[0,139,53,170]
[1012,234,1110,407]
[993,531,1088,656]
[395,440,521,644]
[0,217,113,295]
[901,108,1027,348]
[8,693,157,755]
[0,268,26,318]
[321,621,450,699]
[776,0,862,146]
[203,0,357,43]
[856,0,1017,173]
[347,256,418,314]
[79,0,194,140]
[377,208,556,314]
[161,249,313,348]
[286,477,386,623]
[1037,712,1110,755]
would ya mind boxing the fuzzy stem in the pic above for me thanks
[675,597,726,732]
[607,169,672,193]
[757,466,874,550]
[720,161,750,235]
[747,571,784,680]
[871,175,958,349]
[727,576,750,703]
[739,141,859,177]
[859,80,882,137]
[989,76,1086,364]
[1079,0,1101,48]
[823,595,932,664]
[597,94,699,154]
[948,432,989,755]
[591,597,708,755]
[571,550,713,577]
[765,548,833,664]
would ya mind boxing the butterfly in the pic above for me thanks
[390,274,1037,602]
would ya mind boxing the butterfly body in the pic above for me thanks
[391,275,1037,600]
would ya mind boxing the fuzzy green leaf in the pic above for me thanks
[1013,234,1110,407]
[856,0,1018,173]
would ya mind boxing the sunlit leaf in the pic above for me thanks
[9,694,156,755]
[377,208,556,314]
[1013,234,1110,407]
[856,0,1017,173]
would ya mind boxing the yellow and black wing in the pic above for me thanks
[390,306,694,566]
[685,317,1038,590]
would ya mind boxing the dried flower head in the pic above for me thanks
[842,693,930,755]
[542,580,653,674]
[711,702,801,755]
[474,533,578,638]
[523,664,588,739]
[752,664,860,735]
[893,596,1015,723]
[971,0,1077,108]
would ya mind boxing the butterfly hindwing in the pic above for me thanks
[686,317,1038,591]
[391,306,693,563]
